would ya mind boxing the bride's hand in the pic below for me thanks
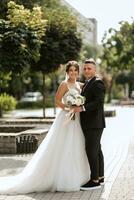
[64,106,71,112]
[73,106,82,113]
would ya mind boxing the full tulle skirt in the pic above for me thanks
[0,110,90,194]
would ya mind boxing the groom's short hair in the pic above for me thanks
[84,58,96,65]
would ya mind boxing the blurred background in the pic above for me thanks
[0,0,134,118]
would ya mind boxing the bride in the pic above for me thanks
[0,61,90,194]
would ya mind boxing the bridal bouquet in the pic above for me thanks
[64,89,85,120]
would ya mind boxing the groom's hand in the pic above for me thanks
[73,106,83,113]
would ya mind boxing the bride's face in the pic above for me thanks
[67,66,79,80]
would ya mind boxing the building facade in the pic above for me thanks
[61,0,97,47]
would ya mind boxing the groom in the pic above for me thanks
[74,58,106,190]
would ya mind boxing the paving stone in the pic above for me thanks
[108,137,134,200]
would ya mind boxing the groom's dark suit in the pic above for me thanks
[80,76,106,180]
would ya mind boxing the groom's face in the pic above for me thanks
[83,63,96,79]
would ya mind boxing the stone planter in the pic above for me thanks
[105,110,116,117]
[0,127,48,154]
[0,134,18,154]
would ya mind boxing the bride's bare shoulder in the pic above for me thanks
[60,81,68,87]
[55,81,68,97]
[57,81,68,91]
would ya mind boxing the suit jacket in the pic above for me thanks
[80,76,106,130]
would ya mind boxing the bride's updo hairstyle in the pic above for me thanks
[66,61,80,73]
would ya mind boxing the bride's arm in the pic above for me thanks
[55,81,68,110]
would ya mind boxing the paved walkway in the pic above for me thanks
[0,106,134,199]
[0,136,133,200]
[108,137,134,200]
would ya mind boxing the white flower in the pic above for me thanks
[75,98,82,106]
[65,95,75,106]
[75,95,85,106]
[64,90,85,107]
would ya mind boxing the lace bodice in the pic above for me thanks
[62,82,81,105]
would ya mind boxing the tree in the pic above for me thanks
[0,1,47,73]
[0,1,47,107]
[0,72,11,93]
[14,0,60,10]
[7,1,47,38]
[116,20,134,70]
[100,19,134,102]
[32,5,82,117]
[0,1,82,116]
[80,44,98,62]
[0,93,17,117]
[116,69,134,98]
[0,20,41,74]
[14,0,42,9]
[0,0,42,18]
[100,32,120,102]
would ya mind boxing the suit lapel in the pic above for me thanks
[82,76,96,94]
[82,81,88,92]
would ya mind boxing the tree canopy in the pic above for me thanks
[0,1,47,74]
[32,3,82,73]
[101,19,134,72]
[100,19,134,100]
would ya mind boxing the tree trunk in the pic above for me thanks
[53,72,57,116]
[42,73,46,118]
[128,82,133,98]
[0,108,3,118]
[124,83,129,99]
[107,76,114,103]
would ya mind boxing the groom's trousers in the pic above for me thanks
[83,128,104,180]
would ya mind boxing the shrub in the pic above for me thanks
[0,93,17,117]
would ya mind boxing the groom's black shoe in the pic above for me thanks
[80,180,101,190]
[99,178,104,185]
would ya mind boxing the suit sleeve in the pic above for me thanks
[84,81,105,111]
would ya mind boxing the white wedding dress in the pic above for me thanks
[0,85,90,194]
